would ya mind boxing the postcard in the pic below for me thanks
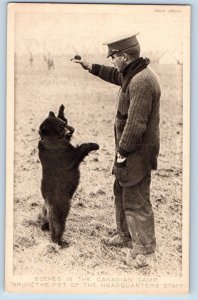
[6,3,190,294]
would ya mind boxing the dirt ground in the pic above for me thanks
[12,54,183,278]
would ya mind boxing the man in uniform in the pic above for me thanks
[71,34,161,268]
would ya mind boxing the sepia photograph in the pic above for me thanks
[6,2,190,294]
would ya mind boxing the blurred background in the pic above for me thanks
[14,4,183,64]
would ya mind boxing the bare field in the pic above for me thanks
[12,55,183,277]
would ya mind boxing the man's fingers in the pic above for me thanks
[69,58,91,71]
[70,59,83,64]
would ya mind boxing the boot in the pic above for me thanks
[101,234,132,247]
[126,250,156,269]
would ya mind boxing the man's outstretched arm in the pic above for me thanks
[71,57,122,86]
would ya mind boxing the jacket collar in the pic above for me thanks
[121,57,150,92]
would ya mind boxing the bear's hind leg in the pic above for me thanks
[49,203,69,247]
[41,204,50,231]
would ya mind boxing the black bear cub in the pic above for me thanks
[38,105,99,246]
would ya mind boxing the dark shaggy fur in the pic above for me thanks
[38,105,99,246]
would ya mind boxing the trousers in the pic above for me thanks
[113,174,156,256]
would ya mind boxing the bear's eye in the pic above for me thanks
[60,124,65,129]
[41,128,48,135]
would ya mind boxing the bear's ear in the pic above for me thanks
[58,104,67,123]
[49,111,56,117]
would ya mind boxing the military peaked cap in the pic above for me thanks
[103,33,140,58]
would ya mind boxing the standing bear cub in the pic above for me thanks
[38,105,99,246]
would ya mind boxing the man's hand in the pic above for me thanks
[70,55,92,71]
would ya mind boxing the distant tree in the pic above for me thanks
[29,52,34,65]
[47,53,55,70]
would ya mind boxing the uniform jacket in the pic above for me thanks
[90,58,161,186]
